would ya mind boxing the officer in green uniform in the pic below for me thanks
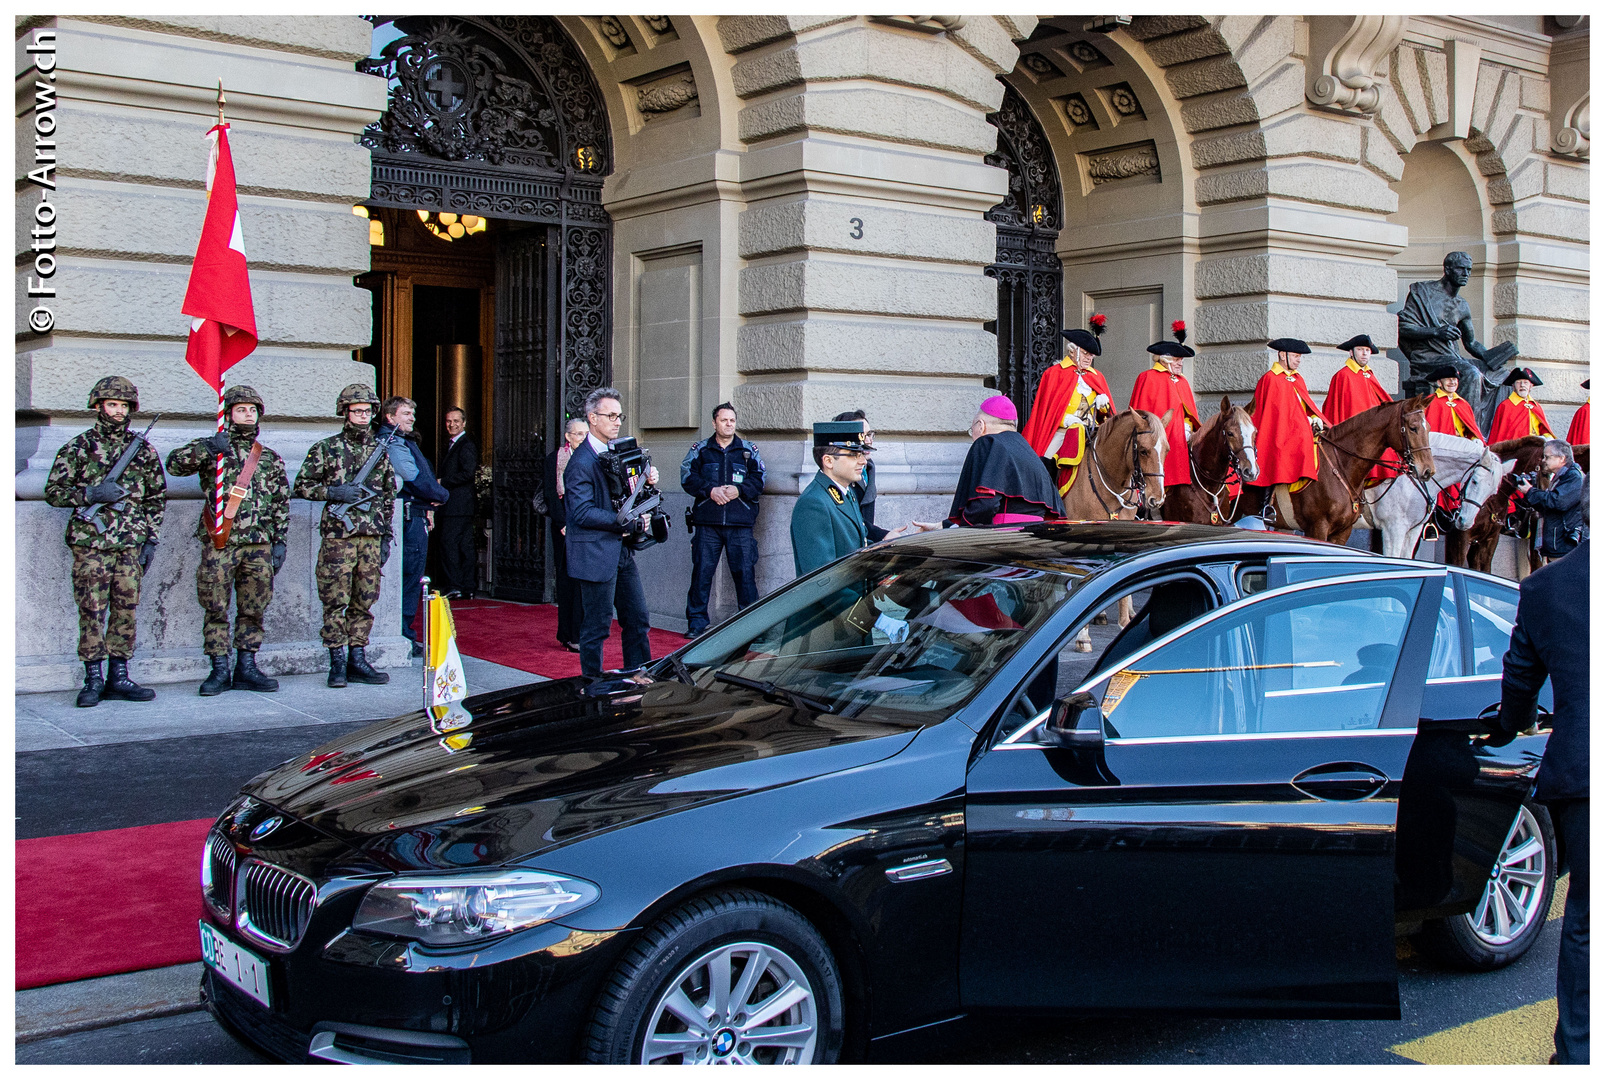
[291,384,397,688]
[165,385,290,696]
[44,375,168,708]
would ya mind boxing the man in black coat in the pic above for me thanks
[435,406,479,598]
[564,387,657,677]
[1487,478,1589,1064]
[1515,438,1587,562]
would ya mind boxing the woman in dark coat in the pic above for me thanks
[545,418,589,651]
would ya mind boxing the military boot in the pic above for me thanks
[199,655,232,696]
[101,658,156,702]
[233,650,279,693]
[327,646,348,688]
[76,660,104,708]
[346,645,390,685]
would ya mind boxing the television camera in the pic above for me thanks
[600,436,671,550]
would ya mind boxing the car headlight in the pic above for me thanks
[352,869,600,945]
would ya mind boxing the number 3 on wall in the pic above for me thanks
[849,218,864,239]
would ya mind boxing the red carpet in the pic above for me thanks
[449,599,684,679]
[17,818,212,989]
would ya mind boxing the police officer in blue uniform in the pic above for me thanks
[680,402,766,636]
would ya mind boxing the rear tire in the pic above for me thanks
[584,889,845,1064]
[1414,800,1556,971]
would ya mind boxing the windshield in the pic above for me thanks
[674,551,1086,723]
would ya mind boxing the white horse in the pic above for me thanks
[1361,431,1506,559]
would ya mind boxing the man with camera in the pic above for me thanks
[680,402,765,637]
[1514,439,1587,563]
[564,387,662,677]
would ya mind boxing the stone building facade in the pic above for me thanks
[15,15,1591,689]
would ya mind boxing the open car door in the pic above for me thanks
[962,570,1445,1018]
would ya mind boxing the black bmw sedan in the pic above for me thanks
[198,523,1555,1064]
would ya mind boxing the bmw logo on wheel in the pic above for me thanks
[713,1029,736,1057]
[250,815,283,841]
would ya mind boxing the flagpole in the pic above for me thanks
[212,80,229,547]
[421,574,432,710]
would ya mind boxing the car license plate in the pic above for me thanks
[199,921,271,1008]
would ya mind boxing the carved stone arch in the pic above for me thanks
[985,83,1064,420]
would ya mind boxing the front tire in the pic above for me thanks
[584,889,845,1064]
[1414,800,1556,971]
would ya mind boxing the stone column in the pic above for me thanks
[15,17,395,690]
[716,15,1030,592]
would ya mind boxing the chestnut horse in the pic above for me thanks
[1236,396,1436,544]
[1160,396,1261,525]
[1060,408,1170,522]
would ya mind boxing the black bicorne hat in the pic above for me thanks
[1062,313,1106,358]
[1147,341,1193,358]
[813,420,874,452]
[1337,334,1380,353]
[1583,379,1590,390]
[1502,366,1543,387]
[1267,337,1310,354]
[1427,365,1461,383]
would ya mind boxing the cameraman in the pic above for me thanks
[1515,439,1587,563]
[563,387,659,677]
[680,402,765,637]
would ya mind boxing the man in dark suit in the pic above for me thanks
[563,387,658,677]
[1488,477,1589,1064]
[435,406,478,598]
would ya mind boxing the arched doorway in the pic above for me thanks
[356,16,612,601]
[985,84,1065,422]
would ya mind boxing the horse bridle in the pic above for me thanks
[1189,413,1247,525]
[1090,413,1162,519]
[1318,409,1435,514]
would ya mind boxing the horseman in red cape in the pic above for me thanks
[1566,379,1589,445]
[1130,320,1199,490]
[1421,364,1484,515]
[1248,336,1328,478]
[1323,334,1400,486]
[1021,314,1116,497]
[1488,367,1555,443]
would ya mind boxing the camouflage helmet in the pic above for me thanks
[335,383,381,416]
[223,385,265,415]
[87,375,139,411]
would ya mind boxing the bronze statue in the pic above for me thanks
[1397,251,1517,435]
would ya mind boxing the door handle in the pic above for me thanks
[1291,761,1389,802]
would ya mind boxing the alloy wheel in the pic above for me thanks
[639,940,819,1064]
[1464,803,1548,946]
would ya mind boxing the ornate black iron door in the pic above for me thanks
[492,227,554,601]
[985,85,1064,423]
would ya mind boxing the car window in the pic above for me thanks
[1096,578,1425,739]
[1465,577,1519,676]
[1428,577,1463,680]
[680,552,1084,722]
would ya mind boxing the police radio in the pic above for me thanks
[599,437,671,550]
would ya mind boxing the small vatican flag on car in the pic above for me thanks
[424,588,468,709]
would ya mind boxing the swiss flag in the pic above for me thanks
[182,124,257,390]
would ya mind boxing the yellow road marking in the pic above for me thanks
[1549,874,1569,920]
[1391,999,1557,1064]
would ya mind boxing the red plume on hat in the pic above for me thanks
[1171,319,1187,345]
[1088,313,1106,337]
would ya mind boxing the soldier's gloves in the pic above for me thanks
[380,538,392,566]
[203,430,232,455]
[138,541,157,572]
[85,480,128,505]
[324,484,364,504]
[270,543,286,573]
[1094,394,1110,409]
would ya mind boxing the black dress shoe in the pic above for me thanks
[562,640,581,653]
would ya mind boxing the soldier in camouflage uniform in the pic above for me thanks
[43,376,167,708]
[291,383,397,688]
[166,385,290,696]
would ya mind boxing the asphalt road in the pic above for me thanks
[18,924,1563,1064]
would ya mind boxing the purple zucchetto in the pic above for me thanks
[980,395,1018,423]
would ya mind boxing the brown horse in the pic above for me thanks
[1237,395,1436,543]
[1161,395,1261,525]
[1454,437,1589,573]
[1060,408,1171,522]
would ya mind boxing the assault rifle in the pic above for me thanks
[75,414,160,535]
[329,430,398,530]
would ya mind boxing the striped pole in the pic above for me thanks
[213,379,227,543]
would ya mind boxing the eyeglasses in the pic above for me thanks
[593,411,624,422]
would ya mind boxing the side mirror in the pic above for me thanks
[1042,691,1103,748]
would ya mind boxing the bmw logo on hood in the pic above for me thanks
[250,815,284,842]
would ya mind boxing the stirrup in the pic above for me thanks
[1419,519,1442,543]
